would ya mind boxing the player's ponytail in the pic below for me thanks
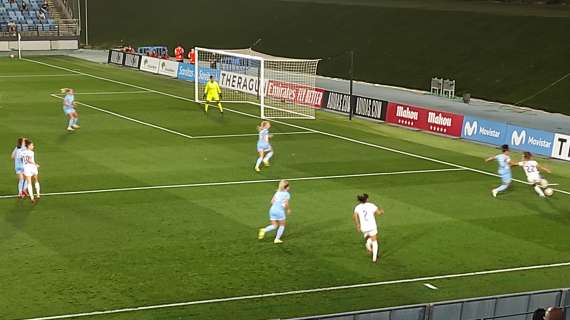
[357,193,369,203]
[278,180,290,192]
[17,137,25,148]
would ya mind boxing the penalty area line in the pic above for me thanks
[15,261,570,320]
[0,168,464,200]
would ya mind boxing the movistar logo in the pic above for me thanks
[511,130,526,146]
[464,121,477,136]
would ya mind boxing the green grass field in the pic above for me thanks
[87,0,570,115]
[1,56,570,320]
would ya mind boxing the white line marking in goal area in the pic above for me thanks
[15,261,570,320]
[70,91,151,95]
[49,94,195,139]
[27,59,570,196]
[0,74,82,78]
[424,283,439,290]
[50,94,312,140]
[0,168,464,200]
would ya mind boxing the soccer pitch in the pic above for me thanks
[1,56,570,320]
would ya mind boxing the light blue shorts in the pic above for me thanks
[64,107,76,115]
[257,143,271,153]
[15,166,24,174]
[269,209,285,221]
[500,171,512,184]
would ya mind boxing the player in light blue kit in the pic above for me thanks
[258,180,291,244]
[485,144,516,197]
[10,137,28,198]
[255,121,274,172]
[62,88,80,132]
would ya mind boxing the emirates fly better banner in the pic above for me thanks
[386,102,464,137]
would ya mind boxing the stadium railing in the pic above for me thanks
[0,19,79,39]
[287,288,569,320]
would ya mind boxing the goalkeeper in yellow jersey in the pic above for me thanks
[203,76,223,113]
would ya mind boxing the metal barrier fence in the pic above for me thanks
[290,288,569,320]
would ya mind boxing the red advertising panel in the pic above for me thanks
[266,80,325,108]
[386,102,464,137]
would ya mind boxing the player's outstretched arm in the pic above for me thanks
[352,212,360,232]
[539,164,552,174]
[376,208,384,216]
[485,156,495,162]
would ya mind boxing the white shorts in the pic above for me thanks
[527,175,541,185]
[362,229,378,238]
[23,165,38,177]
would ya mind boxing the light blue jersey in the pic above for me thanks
[269,191,290,221]
[13,146,25,173]
[63,94,75,114]
[495,154,512,183]
[257,128,271,152]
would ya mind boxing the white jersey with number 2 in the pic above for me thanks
[518,160,541,183]
[354,202,379,233]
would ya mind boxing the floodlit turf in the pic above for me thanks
[1,56,569,320]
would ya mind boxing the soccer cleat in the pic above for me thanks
[72,125,80,129]
[492,189,498,198]
[67,127,75,132]
[263,160,270,167]
[273,239,283,244]
[258,228,265,240]
[255,166,261,172]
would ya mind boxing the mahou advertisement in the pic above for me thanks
[386,102,464,137]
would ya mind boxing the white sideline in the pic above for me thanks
[192,131,316,139]
[25,58,570,196]
[15,261,570,320]
[71,91,151,95]
[0,74,82,78]
[0,168,463,200]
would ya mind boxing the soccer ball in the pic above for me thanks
[539,179,549,188]
[544,188,554,197]
[9,54,15,59]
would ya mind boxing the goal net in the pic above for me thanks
[195,47,320,119]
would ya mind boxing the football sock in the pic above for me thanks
[68,118,74,128]
[264,225,276,233]
[204,103,209,112]
[372,241,379,262]
[275,226,285,240]
[35,182,40,196]
[255,157,263,168]
[18,178,24,193]
[495,184,508,193]
[27,182,34,200]
[365,238,372,251]
[217,103,223,112]
[534,185,545,197]
[263,151,274,162]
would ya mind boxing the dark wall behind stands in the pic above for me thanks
[87,0,570,115]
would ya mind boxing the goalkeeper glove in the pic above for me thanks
[202,94,207,99]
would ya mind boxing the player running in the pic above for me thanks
[203,76,223,113]
[353,193,384,263]
[485,144,516,198]
[258,180,291,244]
[11,137,28,198]
[62,88,80,132]
[21,140,41,202]
[518,152,552,198]
[255,121,274,172]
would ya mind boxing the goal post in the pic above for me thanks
[194,47,320,119]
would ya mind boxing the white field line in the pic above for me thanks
[50,94,312,140]
[71,91,151,95]
[0,74,82,78]
[424,283,439,290]
[0,168,464,200]
[28,58,570,197]
[192,131,316,139]
[16,261,570,320]
[50,94,195,139]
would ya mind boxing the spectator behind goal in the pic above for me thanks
[188,48,196,64]
[174,45,184,63]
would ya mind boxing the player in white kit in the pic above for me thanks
[518,152,551,197]
[353,194,384,263]
[21,140,41,202]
